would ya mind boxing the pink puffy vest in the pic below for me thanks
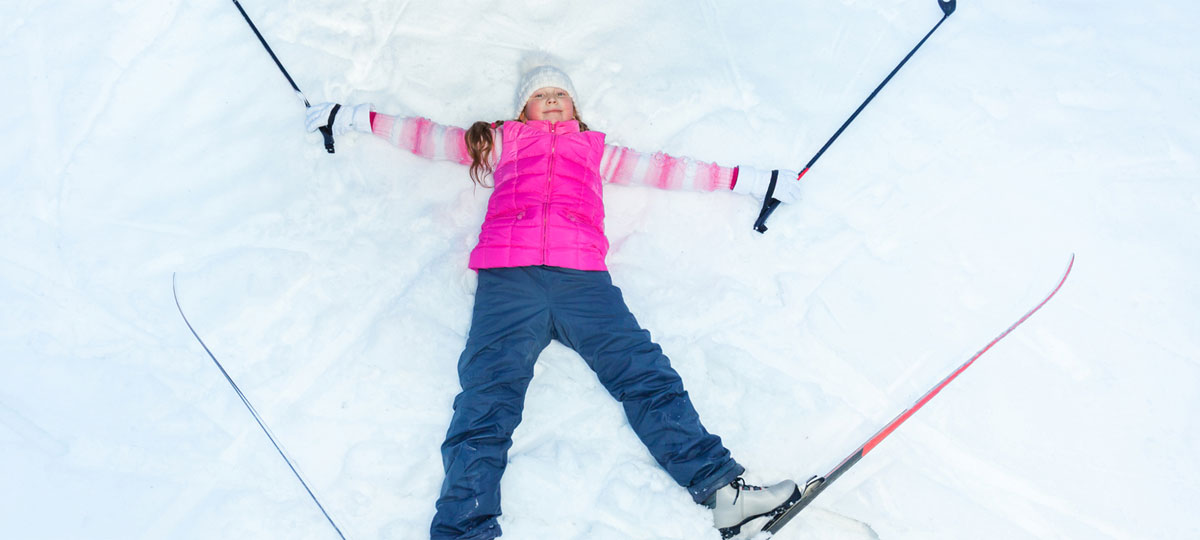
[468,120,609,271]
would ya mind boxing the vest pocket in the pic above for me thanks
[490,208,528,222]
[564,209,591,225]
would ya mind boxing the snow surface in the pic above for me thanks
[3,0,1199,539]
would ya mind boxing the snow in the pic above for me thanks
[2,0,1198,539]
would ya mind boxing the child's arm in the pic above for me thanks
[368,112,479,166]
[306,103,501,170]
[600,144,737,193]
[600,144,802,204]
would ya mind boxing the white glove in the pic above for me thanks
[305,102,374,136]
[732,165,803,204]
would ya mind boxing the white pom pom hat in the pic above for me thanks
[514,64,577,117]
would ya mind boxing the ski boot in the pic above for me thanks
[708,477,803,539]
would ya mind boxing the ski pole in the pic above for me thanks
[230,0,338,153]
[755,0,957,233]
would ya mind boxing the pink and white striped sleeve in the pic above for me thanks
[369,112,475,166]
[599,144,739,193]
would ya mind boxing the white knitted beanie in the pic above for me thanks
[514,64,577,117]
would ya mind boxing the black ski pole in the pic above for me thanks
[231,0,338,153]
[755,0,956,233]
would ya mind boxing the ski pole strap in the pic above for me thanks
[320,104,340,153]
[753,170,780,233]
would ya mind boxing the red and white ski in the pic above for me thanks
[763,254,1075,536]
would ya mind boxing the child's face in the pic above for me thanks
[523,87,575,122]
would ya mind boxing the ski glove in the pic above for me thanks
[305,103,374,136]
[733,165,802,204]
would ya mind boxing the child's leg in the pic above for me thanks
[432,268,553,540]
[547,268,744,505]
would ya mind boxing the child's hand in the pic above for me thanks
[733,166,803,204]
[305,103,374,136]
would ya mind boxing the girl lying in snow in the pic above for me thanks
[306,63,803,540]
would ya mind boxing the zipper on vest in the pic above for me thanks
[542,122,558,265]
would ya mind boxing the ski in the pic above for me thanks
[172,273,348,540]
[762,254,1075,536]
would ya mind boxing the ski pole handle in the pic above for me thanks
[753,170,781,233]
[319,126,335,153]
[754,198,782,233]
[319,104,340,153]
[754,167,808,233]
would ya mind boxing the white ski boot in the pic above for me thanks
[708,477,802,539]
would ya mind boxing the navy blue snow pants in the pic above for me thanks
[430,266,743,540]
